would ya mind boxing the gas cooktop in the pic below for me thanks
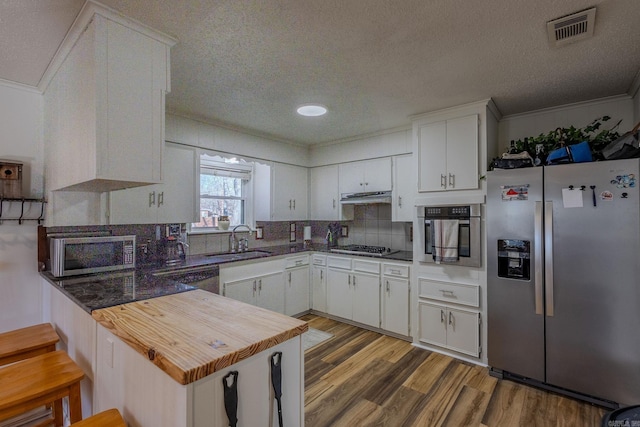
[330,245,398,257]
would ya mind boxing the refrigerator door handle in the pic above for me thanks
[544,201,554,317]
[534,201,544,315]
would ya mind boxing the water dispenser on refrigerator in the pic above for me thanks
[497,239,530,280]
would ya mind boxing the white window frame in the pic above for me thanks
[190,154,255,233]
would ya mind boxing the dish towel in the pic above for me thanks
[432,219,460,263]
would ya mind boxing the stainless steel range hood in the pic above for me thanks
[340,191,392,205]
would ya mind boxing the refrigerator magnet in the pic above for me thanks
[600,191,613,201]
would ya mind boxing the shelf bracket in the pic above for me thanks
[37,198,46,224]
[18,199,25,225]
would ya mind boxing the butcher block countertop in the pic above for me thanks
[91,289,308,385]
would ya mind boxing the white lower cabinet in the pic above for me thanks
[327,268,352,320]
[224,271,285,314]
[383,277,409,335]
[285,255,310,316]
[418,302,480,357]
[311,255,327,312]
[351,272,380,328]
[418,277,481,357]
[381,262,411,336]
[326,256,380,329]
[221,256,311,317]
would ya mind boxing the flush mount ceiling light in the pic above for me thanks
[296,104,327,117]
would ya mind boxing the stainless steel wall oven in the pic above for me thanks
[416,204,482,267]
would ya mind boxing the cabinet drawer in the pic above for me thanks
[327,256,352,270]
[418,278,479,307]
[353,259,380,274]
[382,263,409,278]
[285,255,309,269]
[312,254,326,266]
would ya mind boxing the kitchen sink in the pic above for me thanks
[206,250,271,262]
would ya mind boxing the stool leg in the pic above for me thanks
[53,399,63,426]
[68,382,82,424]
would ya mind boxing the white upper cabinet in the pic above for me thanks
[392,154,414,222]
[255,162,308,221]
[310,165,339,220]
[272,163,308,220]
[339,158,392,195]
[413,99,499,195]
[416,115,478,192]
[44,7,175,192]
[109,142,197,224]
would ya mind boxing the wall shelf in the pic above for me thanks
[0,197,47,224]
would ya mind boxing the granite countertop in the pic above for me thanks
[143,243,412,273]
[41,244,412,314]
[41,269,198,313]
[92,290,308,385]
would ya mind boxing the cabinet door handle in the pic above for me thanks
[353,275,356,287]
[253,280,256,294]
[386,280,390,293]
[390,269,401,275]
[348,275,351,286]
[440,309,445,323]
[149,191,156,207]
[440,174,446,188]
[157,191,164,207]
[364,182,368,186]
[320,270,323,281]
[259,279,262,291]
[360,182,364,186]
[398,196,402,207]
[448,173,455,188]
[288,271,292,283]
[333,199,336,209]
[293,199,295,210]
[289,199,292,210]
[439,289,455,297]
[449,311,453,326]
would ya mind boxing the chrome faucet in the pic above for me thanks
[230,224,252,252]
[176,241,189,259]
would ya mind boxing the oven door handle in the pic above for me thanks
[424,219,471,225]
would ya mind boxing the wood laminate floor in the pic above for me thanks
[301,314,606,427]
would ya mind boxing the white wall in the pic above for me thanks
[498,95,634,154]
[0,82,45,332]
[309,128,412,167]
[166,114,309,166]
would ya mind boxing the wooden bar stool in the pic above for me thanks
[70,408,126,426]
[0,323,59,366]
[0,350,85,426]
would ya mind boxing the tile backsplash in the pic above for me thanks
[187,204,412,255]
[44,205,413,262]
[340,204,412,250]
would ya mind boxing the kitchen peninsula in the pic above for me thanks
[42,277,307,426]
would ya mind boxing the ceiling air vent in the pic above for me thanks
[547,7,596,47]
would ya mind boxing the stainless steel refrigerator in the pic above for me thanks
[487,158,640,407]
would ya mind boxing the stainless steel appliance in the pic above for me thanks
[50,235,136,277]
[330,245,398,256]
[487,158,640,407]
[340,191,392,205]
[416,204,482,267]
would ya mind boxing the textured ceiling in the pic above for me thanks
[1,0,639,145]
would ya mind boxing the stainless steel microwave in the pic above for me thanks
[416,204,482,267]
[50,235,136,277]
